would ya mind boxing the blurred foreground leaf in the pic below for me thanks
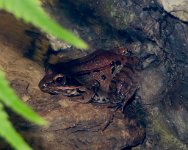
[0,0,88,49]
[0,103,31,150]
[0,70,47,149]
[0,70,46,125]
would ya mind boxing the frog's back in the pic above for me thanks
[69,50,124,72]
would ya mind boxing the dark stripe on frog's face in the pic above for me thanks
[39,73,83,94]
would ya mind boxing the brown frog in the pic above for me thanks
[39,49,139,109]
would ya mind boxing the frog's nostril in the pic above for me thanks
[42,83,47,89]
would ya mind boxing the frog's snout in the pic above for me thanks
[38,79,49,92]
[40,83,47,91]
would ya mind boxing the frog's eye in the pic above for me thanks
[55,76,66,85]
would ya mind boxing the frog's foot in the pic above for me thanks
[108,102,124,111]
[87,79,101,93]
[87,79,110,104]
[101,113,114,131]
[108,96,134,112]
[90,92,110,104]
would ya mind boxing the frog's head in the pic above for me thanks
[39,70,86,96]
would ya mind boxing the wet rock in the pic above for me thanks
[62,0,150,30]
[10,79,30,102]
[158,0,188,22]
[27,99,145,150]
[46,34,72,51]
[0,11,32,50]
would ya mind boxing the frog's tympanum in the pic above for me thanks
[39,49,139,109]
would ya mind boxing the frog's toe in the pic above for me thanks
[92,97,109,104]
[108,102,123,111]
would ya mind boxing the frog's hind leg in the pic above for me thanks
[107,89,137,113]
[121,89,138,112]
[108,80,134,111]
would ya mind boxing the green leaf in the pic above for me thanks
[0,70,47,125]
[0,0,88,49]
[0,103,31,150]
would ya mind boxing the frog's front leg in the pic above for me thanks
[91,91,110,104]
[67,87,93,103]
[69,80,109,104]
[86,80,110,104]
[109,83,137,112]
